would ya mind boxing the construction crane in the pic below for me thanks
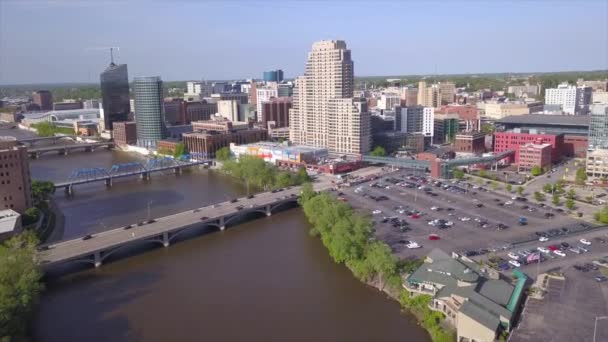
[86,46,121,64]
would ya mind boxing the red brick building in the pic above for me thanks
[113,121,137,146]
[493,132,564,163]
[518,143,552,171]
[261,97,291,128]
[564,135,588,158]
[32,90,53,111]
[436,104,480,131]
[454,132,486,155]
[183,129,267,159]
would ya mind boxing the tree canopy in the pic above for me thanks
[31,180,55,204]
[452,169,465,180]
[595,206,608,224]
[575,168,587,185]
[221,155,309,191]
[530,166,542,176]
[0,231,44,340]
[370,146,387,157]
[216,147,232,162]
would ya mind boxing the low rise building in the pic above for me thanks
[518,143,552,172]
[454,132,486,155]
[0,209,22,242]
[261,97,291,128]
[493,132,565,164]
[484,101,543,120]
[112,121,137,146]
[183,128,267,159]
[404,249,525,342]
[53,101,83,111]
[372,131,426,154]
[433,114,459,145]
[586,149,608,179]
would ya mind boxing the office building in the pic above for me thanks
[454,132,486,155]
[262,97,291,128]
[417,81,438,108]
[405,249,524,342]
[377,93,401,111]
[577,79,608,91]
[507,84,540,98]
[211,92,248,105]
[593,90,608,104]
[100,63,130,130]
[32,90,53,111]
[438,82,456,105]
[83,99,100,109]
[164,99,186,125]
[217,100,249,122]
[256,86,278,117]
[404,87,418,106]
[112,121,137,146]
[185,101,217,122]
[133,76,167,148]
[587,104,608,179]
[212,82,229,94]
[436,105,480,132]
[484,101,543,120]
[289,40,371,154]
[518,143,552,171]
[396,106,434,137]
[545,83,592,115]
[277,82,294,97]
[433,114,459,144]
[53,101,83,111]
[494,132,565,164]
[0,137,32,213]
[183,129,267,159]
[263,70,284,83]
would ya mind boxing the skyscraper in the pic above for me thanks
[133,76,166,148]
[586,104,608,178]
[0,137,32,213]
[263,70,284,83]
[100,63,130,130]
[289,40,371,154]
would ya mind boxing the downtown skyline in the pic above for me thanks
[1,0,607,84]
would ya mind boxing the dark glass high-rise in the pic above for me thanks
[100,63,131,130]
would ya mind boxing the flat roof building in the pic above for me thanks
[0,209,22,242]
[0,137,32,213]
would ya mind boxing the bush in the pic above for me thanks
[595,206,608,224]
[370,146,387,157]
[22,207,41,226]
[575,168,587,185]
[452,169,465,180]
[531,166,542,176]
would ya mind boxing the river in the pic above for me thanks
[1,128,429,342]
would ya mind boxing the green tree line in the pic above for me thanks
[31,122,74,137]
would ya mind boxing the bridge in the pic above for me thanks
[28,141,114,158]
[55,157,211,196]
[18,135,77,146]
[37,186,306,269]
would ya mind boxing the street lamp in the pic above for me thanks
[594,316,608,342]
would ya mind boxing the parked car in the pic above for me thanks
[406,242,421,249]
[580,238,592,245]
[554,250,566,257]
[508,252,520,260]
[82,234,93,241]
[372,209,382,215]
[537,246,550,254]
[595,275,608,282]
[428,234,440,241]
[539,236,549,242]
[509,260,521,268]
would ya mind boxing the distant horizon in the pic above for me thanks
[1,68,607,88]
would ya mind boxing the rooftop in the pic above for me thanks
[497,114,590,127]
[0,209,21,234]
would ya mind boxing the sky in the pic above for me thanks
[0,0,607,84]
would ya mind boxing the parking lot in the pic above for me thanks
[335,169,606,278]
[510,267,608,342]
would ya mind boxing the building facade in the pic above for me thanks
[277,82,294,97]
[183,129,268,159]
[261,97,291,128]
[484,102,543,120]
[587,104,608,179]
[545,83,592,115]
[433,114,459,144]
[100,63,130,130]
[256,86,278,118]
[263,70,284,83]
[53,102,83,111]
[494,132,565,163]
[32,90,53,111]
[185,102,217,122]
[518,143,552,171]
[133,76,167,148]
[111,121,137,146]
[397,106,434,137]
[454,132,486,155]
[289,40,371,155]
[0,137,32,213]
[377,93,401,111]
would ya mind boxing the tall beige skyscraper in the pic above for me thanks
[289,40,371,154]
[417,81,455,107]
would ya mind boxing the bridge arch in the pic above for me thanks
[168,221,222,243]
[268,198,298,213]
[100,238,166,263]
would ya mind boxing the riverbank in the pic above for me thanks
[299,184,454,342]
[43,197,65,243]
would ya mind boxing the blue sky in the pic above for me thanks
[1,0,607,84]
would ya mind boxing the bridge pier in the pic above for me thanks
[174,166,182,175]
[85,146,93,152]
[265,204,272,216]
[140,172,150,181]
[64,185,74,197]
[59,149,68,156]
[105,178,112,187]
[94,252,102,268]
[162,232,170,247]
[219,216,225,231]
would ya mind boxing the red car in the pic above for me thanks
[548,245,559,252]
[410,214,420,219]
[428,234,440,241]
[338,197,348,202]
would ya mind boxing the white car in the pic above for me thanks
[372,210,382,215]
[508,252,520,260]
[580,238,591,245]
[554,250,566,257]
[539,236,549,242]
[505,201,513,205]
[512,196,518,200]
[406,242,421,249]
[509,260,521,268]
[445,221,454,227]
[537,246,550,254]
[431,206,439,211]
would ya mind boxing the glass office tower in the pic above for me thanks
[100,63,130,130]
[133,76,167,148]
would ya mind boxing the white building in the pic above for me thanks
[186,80,212,99]
[256,86,278,119]
[398,106,434,137]
[377,93,401,110]
[593,90,608,104]
[545,83,592,115]
[289,40,371,154]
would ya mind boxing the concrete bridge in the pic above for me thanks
[18,135,77,146]
[28,141,114,158]
[37,187,304,269]
[54,159,211,196]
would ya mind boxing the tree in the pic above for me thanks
[364,242,397,290]
[530,166,542,176]
[552,193,561,206]
[22,207,41,226]
[517,186,524,196]
[595,206,608,224]
[575,168,587,185]
[275,172,293,188]
[565,198,575,210]
[0,231,44,340]
[506,184,513,192]
[216,147,232,162]
[296,167,310,184]
[491,181,500,190]
[566,189,576,200]
[543,183,553,193]
[481,123,495,136]
[370,146,387,157]
[478,169,487,178]
[586,195,594,203]
[31,180,55,203]
[534,191,545,202]
[298,182,315,205]
[172,143,186,158]
[452,169,465,180]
